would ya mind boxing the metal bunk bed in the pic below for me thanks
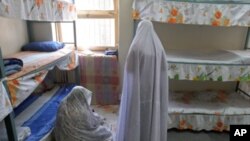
[0,49,17,141]
[133,0,250,132]
[0,0,78,140]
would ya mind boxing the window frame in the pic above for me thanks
[56,0,119,51]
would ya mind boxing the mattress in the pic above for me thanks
[13,84,75,141]
[6,46,78,81]
[167,49,250,81]
[167,49,250,65]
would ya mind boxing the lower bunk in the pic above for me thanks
[0,84,75,141]
[2,87,248,140]
[168,90,250,131]
[91,90,250,136]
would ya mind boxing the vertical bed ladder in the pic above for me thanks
[0,49,18,141]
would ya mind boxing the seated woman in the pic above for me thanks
[54,86,113,141]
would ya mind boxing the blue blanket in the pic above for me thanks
[3,58,23,76]
[14,85,75,141]
[3,58,23,66]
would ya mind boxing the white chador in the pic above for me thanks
[116,20,168,141]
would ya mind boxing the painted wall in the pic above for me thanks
[118,0,248,91]
[28,22,55,42]
[0,17,28,57]
[118,0,134,76]
[154,22,248,51]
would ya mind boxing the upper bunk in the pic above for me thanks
[133,0,250,27]
[0,0,76,21]
[2,45,78,108]
[167,49,250,81]
[0,61,12,122]
[5,46,78,81]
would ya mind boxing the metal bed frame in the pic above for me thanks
[0,1,79,140]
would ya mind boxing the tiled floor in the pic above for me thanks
[91,105,119,136]
[92,105,229,141]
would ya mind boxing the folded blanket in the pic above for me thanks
[105,50,118,56]
[3,58,23,67]
[5,69,22,76]
[4,64,22,72]
[3,58,23,76]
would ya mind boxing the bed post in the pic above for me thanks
[0,49,18,141]
[237,27,250,92]
[73,19,80,85]
[244,27,250,50]
[72,0,80,85]
[3,114,17,141]
[75,65,81,85]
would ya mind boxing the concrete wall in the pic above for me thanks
[28,22,55,42]
[0,17,28,57]
[154,22,247,50]
[118,0,134,76]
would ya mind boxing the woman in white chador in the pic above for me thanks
[54,86,113,141]
[116,20,169,141]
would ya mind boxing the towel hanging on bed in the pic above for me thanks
[115,20,169,141]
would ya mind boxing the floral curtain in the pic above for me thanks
[0,0,76,21]
[133,0,250,27]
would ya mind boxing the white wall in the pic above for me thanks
[118,0,134,76]
[154,22,248,50]
[118,0,248,91]
[0,17,28,57]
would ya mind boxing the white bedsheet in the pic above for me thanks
[167,49,250,65]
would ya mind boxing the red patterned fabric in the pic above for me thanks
[79,53,120,105]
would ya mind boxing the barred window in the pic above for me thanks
[56,0,118,50]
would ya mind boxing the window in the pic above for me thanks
[56,0,118,50]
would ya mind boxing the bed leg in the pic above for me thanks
[75,65,81,85]
[4,113,18,141]
[235,81,240,92]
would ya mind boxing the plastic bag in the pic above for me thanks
[54,86,113,141]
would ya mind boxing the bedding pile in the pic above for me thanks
[3,58,23,76]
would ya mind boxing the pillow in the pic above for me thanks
[22,41,65,52]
